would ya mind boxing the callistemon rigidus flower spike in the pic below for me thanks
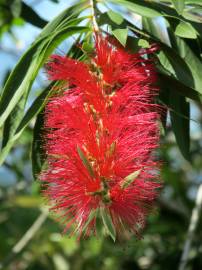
[40,35,161,240]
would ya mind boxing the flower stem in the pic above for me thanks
[89,0,99,32]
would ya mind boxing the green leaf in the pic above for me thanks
[0,18,88,164]
[157,48,194,90]
[0,41,41,127]
[185,0,202,6]
[21,2,48,28]
[138,39,150,48]
[142,17,170,46]
[112,28,128,47]
[0,93,27,165]
[175,36,202,94]
[170,93,190,161]
[99,11,128,48]
[31,111,46,178]
[107,10,124,25]
[183,7,202,23]
[142,17,202,96]
[120,170,141,189]
[98,11,127,29]
[100,207,116,242]
[0,1,88,128]
[186,0,202,4]
[77,146,95,178]
[36,0,87,38]
[0,25,88,166]
[15,83,54,135]
[158,72,202,102]
[0,5,89,165]
[160,74,191,161]
[107,0,161,18]
[82,42,94,53]
[171,0,185,14]
[175,21,197,39]
[136,0,182,20]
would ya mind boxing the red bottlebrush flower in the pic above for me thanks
[40,35,161,240]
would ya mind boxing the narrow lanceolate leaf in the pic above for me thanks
[100,207,116,242]
[161,33,202,95]
[15,83,54,134]
[175,21,197,39]
[120,170,141,189]
[171,0,185,14]
[21,2,48,28]
[158,72,202,102]
[0,93,27,165]
[183,7,202,23]
[158,73,202,102]
[107,10,124,25]
[77,146,95,178]
[112,28,128,47]
[0,26,88,166]
[142,17,170,46]
[107,0,161,18]
[185,0,202,6]
[0,23,88,128]
[142,17,202,97]
[1,82,53,166]
[170,93,190,161]
[98,11,127,29]
[175,36,202,94]
[0,1,88,128]
[32,111,46,179]
[0,10,89,164]
[0,83,53,166]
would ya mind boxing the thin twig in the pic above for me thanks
[179,184,202,270]
[89,0,99,32]
[0,209,48,269]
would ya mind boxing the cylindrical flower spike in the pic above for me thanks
[40,35,161,240]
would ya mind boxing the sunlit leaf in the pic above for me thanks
[107,0,161,18]
[112,28,128,46]
[171,0,185,14]
[107,10,124,25]
[183,7,202,23]
[0,1,88,128]
[175,21,197,39]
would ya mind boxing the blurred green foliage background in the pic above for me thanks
[0,0,202,269]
